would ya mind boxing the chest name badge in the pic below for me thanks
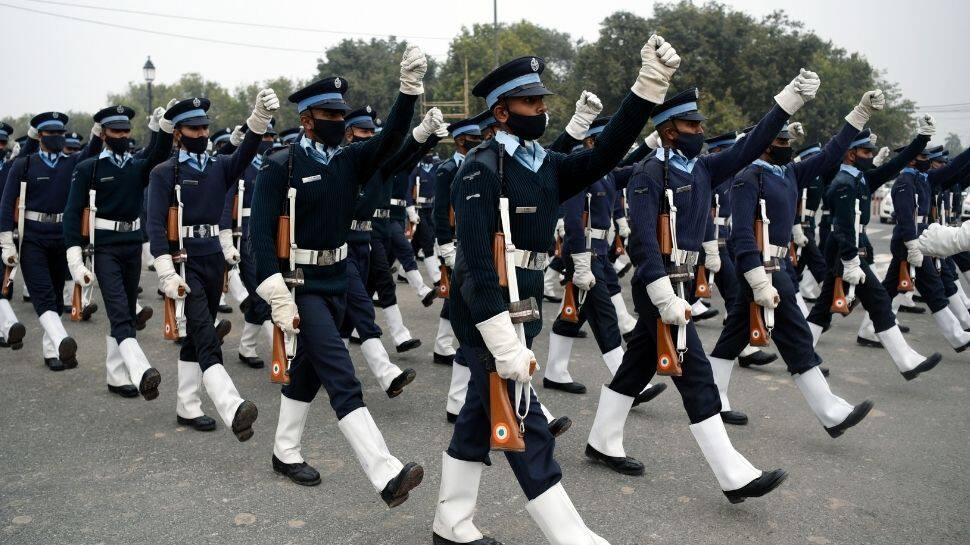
[515,206,537,214]
[302,174,322,184]
[36,177,50,182]
[183,180,199,186]
[676,185,692,194]
[99,177,114,183]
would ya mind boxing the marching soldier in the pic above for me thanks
[62,104,173,399]
[434,36,679,545]
[1,112,101,370]
[147,89,279,440]
[0,122,27,350]
[793,142,829,301]
[408,152,442,286]
[388,147,436,306]
[63,132,84,155]
[250,46,430,502]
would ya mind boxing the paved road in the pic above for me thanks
[1,222,968,545]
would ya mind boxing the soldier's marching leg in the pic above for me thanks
[716,248,776,368]
[432,451,490,545]
[368,237,421,352]
[0,298,26,350]
[272,392,320,486]
[434,308,458,364]
[105,336,137,397]
[176,360,216,431]
[237,240,270,368]
[238,321,265,368]
[914,256,970,351]
[389,218,434,306]
[708,288,751,425]
[602,255,637,337]
[23,237,77,369]
[543,259,563,303]
[445,349,470,423]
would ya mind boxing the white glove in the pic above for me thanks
[154,254,190,299]
[399,45,428,95]
[644,130,661,150]
[7,141,20,159]
[565,90,603,140]
[412,107,443,143]
[787,121,806,140]
[247,88,280,134]
[872,146,890,167]
[439,242,456,268]
[702,240,721,273]
[476,311,534,383]
[256,273,300,336]
[572,252,596,291]
[631,34,681,103]
[91,123,102,138]
[1,231,18,265]
[916,114,936,137]
[616,217,631,238]
[868,132,878,146]
[646,276,691,326]
[919,222,970,257]
[66,246,93,287]
[841,256,866,285]
[904,239,924,268]
[27,126,38,140]
[845,89,885,130]
[147,107,161,132]
[791,224,808,247]
[744,266,779,309]
[434,124,449,139]
[406,205,420,224]
[774,68,821,115]
[219,229,240,265]
[229,125,245,147]
[158,112,174,134]
[555,218,565,240]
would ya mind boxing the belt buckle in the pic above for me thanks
[508,297,540,324]
[197,225,212,238]
[667,263,691,284]
[763,257,780,272]
[317,251,336,266]
[119,222,133,233]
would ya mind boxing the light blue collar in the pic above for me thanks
[299,135,340,166]
[902,166,927,180]
[494,130,547,173]
[453,151,465,166]
[251,154,263,169]
[99,148,131,168]
[655,148,697,174]
[840,163,861,177]
[420,162,434,172]
[39,150,66,168]
[178,149,209,171]
[753,159,786,178]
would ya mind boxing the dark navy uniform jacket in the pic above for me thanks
[218,154,262,243]
[433,152,463,246]
[407,160,437,210]
[893,149,970,243]
[562,172,623,257]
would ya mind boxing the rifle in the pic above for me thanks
[270,146,303,384]
[225,179,250,304]
[897,193,917,292]
[163,161,187,341]
[71,161,98,321]
[695,200,714,299]
[657,147,688,376]
[749,173,773,346]
[845,197,862,307]
[791,187,808,266]
[4,161,29,298]
[577,194,593,306]
[405,175,418,240]
[438,205,455,299]
[614,189,628,256]
[559,281,579,322]
[934,194,944,271]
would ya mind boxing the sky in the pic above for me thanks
[2,0,969,142]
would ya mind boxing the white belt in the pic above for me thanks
[585,227,608,240]
[94,217,140,232]
[671,249,699,268]
[25,210,63,223]
[180,224,219,238]
[714,217,728,226]
[372,208,390,219]
[916,215,926,223]
[389,198,407,207]
[512,249,548,270]
[350,220,372,232]
[802,210,816,218]
[821,211,831,217]
[766,244,789,259]
[292,243,348,266]
[241,208,251,218]
[416,196,433,205]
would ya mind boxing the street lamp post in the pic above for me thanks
[143,56,156,114]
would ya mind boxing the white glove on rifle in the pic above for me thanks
[904,240,924,267]
[615,217,631,238]
[644,130,661,150]
[229,125,245,147]
[154,254,190,299]
[702,240,721,273]
[256,273,300,336]
[406,205,420,225]
[916,114,936,137]
[841,256,866,285]
[919,221,970,257]
[219,229,240,265]
[646,276,691,326]
[744,266,779,309]
[0,231,17,265]
[791,224,808,247]
[476,311,534,383]
[555,218,565,240]
[787,121,806,140]
[439,242,456,268]
[774,68,821,115]
[631,35,681,104]
[565,90,603,140]
[66,246,93,287]
[412,107,443,143]
[572,252,596,291]
[872,146,890,167]
[399,45,428,95]
[845,89,885,130]
[247,88,280,134]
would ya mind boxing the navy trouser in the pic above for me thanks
[711,259,821,373]
[807,240,895,332]
[447,343,561,500]
[796,235,827,283]
[880,241,949,313]
[339,241,382,341]
[818,217,831,253]
[608,278,721,424]
[439,288,469,367]
[387,219,418,272]
[548,255,565,274]
[410,207,435,258]
[551,254,621,354]
[282,293,365,420]
[20,236,67,316]
[94,242,141,343]
[239,238,270,325]
[951,251,970,273]
[940,257,959,298]
[602,253,622,297]
[367,237,397,308]
[179,252,225,370]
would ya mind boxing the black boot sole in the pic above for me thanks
[6,323,26,347]
[396,339,422,353]
[548,416,572,437]
[956,340,970,353]
[856,336,883,348]
[738,351,778,368]
[272,455,322,486]
[177,415,216,431]
[135,307,154,331]
[386,368,416,398]
[542,378,587,394]
[433,353,454,365]
[632,382,667,407]
[825,399,874,438]
[382,463,424,508]
[898,305,925,314]
[59,337,78,369]
[108,384,139,398]
[238,354,265,369]
[45,358,65,371]
[139,368,161,400]
[446,412,458,423]
[898,324,910,333]
[231,401,258,442]
[433,532,503,545]
[721,410,749,426]
[901,353,942,381]
[81,304,98,321]
[724,469,788,504]
[585,444,644,476]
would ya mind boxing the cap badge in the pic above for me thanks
[365,105,372,113]
[117,106,125,113]
[334,78,342,89]
[530,57,539,72]
[192,98,201,107]
[52,112,59,119]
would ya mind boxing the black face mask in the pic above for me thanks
[311,118,345,148]
[505,111,546,141]
[914,159,931,172]
[351,135,372,144]
[855,156,874,171]
[768,145,793,166]
[673,131,704,160]
[257,141,274,155]
[41,134,65,153]
[105,136,129,155]
[461,139,482,153]
[180,135,208,154]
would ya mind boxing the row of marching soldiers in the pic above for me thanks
[2,33,970,544]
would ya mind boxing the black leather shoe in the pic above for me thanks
[433,352,454,365]
[543,377,586,394]
[803,296,817,303]
[1,322,26,350]
[721,410,748,426]
[856,336,882,348]
[433,532,503,545]
[231,400,258,442]
[632,382,667,407]
[575,329,588,339]
[585,444,644,476]
[724,469,788,504]
[548,416,571,437]
[825,399,873,438]
[45,357,65,371]
[239,296,252,314]
[177,414,216,431]
[694,308,719,322]
[617,262,633,277]
[956,340,970,353]
[386,368,416,398]
[421,290,436,307]
[396,274,408,284]
[396,339,421,353]
[446,412,458,423]
[22,295,30,302]
[380,462,424,508]
[543,293,563,303]
[821,366,830,377]
[81,303,98,321]
[135,306,153,331]
[898,324,910,333]
[272,454,321,486]
[912,294,925,303]
[348,335,363,345]
[218,302,233,314]
[738,350,777,368]
[901,353,942,381]
[238,353,265,369]
[59,337,78,369]
[215,319,231,343]
[108,384,139,398]
[898,304,925,314]
[139,368,161,400]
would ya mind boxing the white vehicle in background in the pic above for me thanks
[876,181,894,223]
[962,190,970,220]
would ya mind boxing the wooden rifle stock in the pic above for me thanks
[80,207,91,238]
[231,194,239,221]
[694,265,710,298]
[554,236,562,258]
[163,286,185,340]
[493,232,508,288]
[559,282,579,322]
[789,241,798,267]
[12,197,19,224]
[658,213,672,254]
[437,265,450,298]
[1,265,11,298]
[166,206,179,242]
[276,215,290,260]
[222,267,229,294]
[448,205,456,228]
[488,360,536,452]
[656,318,682,376]
[613,233,626,256]
[270,317,299,385]
[405,221,414,240]
[830,277,850,315]
[897,260,914,292]
[70,283,83,321]
[748,302,769,346]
